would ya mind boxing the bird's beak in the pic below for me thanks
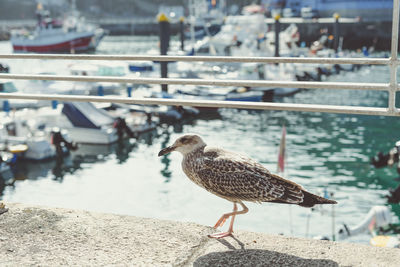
[158,145,176,156]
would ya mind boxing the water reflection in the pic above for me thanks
[0,136,144,195]
[113,139,137,164]
[139,130,157,146]
[0,157,77,198]
[52,156,81,182]
[215,102,397,211]
[0,171,10,197]
[159,129,173,182]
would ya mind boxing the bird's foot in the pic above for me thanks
[208,231,233,239]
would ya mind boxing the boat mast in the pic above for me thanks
[188,0,196,53]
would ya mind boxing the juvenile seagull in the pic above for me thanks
[158,134,337,239]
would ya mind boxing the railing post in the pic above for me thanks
[158,13,170,93]
[274,14,280,57]
[333,13,340,52]
[389,0,399,114]
[179,17,185,51]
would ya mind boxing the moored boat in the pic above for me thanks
[0,116,69,161]
[11,2,105,53]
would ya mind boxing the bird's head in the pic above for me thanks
[158,134,206,156]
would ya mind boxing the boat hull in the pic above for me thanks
[66,127,118,145]
[12,35,94,53]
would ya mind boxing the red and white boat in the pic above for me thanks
[11,3,105,53]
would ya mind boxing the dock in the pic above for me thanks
[0,17,393,50]
[0,202,398,266]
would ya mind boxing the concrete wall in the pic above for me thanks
[0,202,399,266]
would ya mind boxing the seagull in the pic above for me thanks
[158,134,337,239]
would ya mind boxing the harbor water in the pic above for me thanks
[1,36,399,244]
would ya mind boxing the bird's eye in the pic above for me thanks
[180,137,188,143]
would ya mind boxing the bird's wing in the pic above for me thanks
[198,147,304,203]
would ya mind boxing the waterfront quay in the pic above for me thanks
[0,203,399,266]
[0,17,393,50]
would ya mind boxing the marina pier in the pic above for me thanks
[0,17,393,50]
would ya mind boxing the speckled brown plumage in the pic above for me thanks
[181,145,334,206]
[158,134,337,238]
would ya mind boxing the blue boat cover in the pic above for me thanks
[62,102,114,129]
[129,65,153,72]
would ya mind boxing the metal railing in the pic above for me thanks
[0,0,399,117]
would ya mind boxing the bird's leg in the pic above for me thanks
[212,203,238,229]
[208,202,249,239]
[227,205,238,233]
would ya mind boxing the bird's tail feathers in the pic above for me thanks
[299,190,337,208]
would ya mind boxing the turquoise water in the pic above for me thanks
[1,36,399,244]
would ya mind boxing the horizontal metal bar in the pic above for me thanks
[0,93,394,116]
[0,73,389,91]
[0,54,390,65]
[265,17,360,24]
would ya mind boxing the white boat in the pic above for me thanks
[193,14,300,57]
[230,23,301,57]
[221,63,301,97]
[337,205,399,248]
[193,14,266,56]
[69,62,130,95]
[0,116,59,161]
[1,103,118,146]
[186,0,225,41]
[24,72,89,95]
[104,107,158,135]
[1,77,89,110]
[262,63,302,96]
[63,102,157,141]
[58,125,117,145]
[33,103,119,145]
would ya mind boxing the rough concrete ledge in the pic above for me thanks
[0,203,399,266]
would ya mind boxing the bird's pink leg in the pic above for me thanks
[208,202,249,239]
[212,203,238,229]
